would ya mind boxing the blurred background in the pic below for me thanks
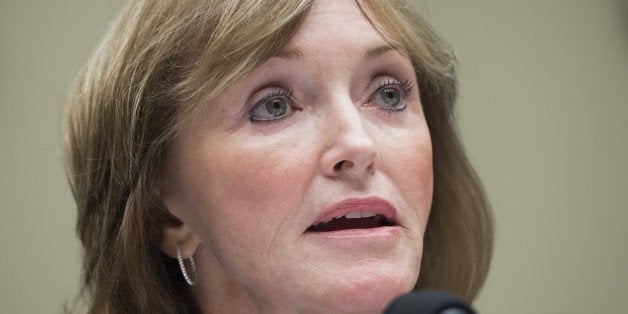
[1,0,626,313]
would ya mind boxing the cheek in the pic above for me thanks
[181,136,314,243]
[209,142,311,212]
[382,123,433,223]
[408,140,433,212]
[165,135,316,287]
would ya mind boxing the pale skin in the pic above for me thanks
[159,0,434,313]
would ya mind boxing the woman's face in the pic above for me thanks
[162,0,433,312]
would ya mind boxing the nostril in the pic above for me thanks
[334,160,351,171]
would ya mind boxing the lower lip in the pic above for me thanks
[306,226,401,247]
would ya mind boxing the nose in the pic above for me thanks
[320,98,377,181]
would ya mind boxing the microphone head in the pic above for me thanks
[384,290,476,314]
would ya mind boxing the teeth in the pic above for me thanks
[342,211,379,219]
[361,211,377,218]
[313,211,384,227]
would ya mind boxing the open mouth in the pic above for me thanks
[307,211,395,232]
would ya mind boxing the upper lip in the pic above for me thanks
[308,196,398,229]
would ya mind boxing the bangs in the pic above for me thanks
[175,0,314,125]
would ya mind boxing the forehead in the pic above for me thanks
[282,0,388,54]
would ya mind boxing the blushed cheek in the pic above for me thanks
[415,139,433,208]
[392,131,433,225]
[417,161,434,223]
[207,143,312,218]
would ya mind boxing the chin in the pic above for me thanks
[316,272,417,313]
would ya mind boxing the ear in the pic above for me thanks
[160,222,201,259]
[152,187,201,259]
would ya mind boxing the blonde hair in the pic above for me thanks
[64,0,492,312]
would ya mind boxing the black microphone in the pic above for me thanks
[383,290,477,314]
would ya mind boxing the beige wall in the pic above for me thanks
[416,1,628,313]
[0,1,124,313]
[1,1,626,313]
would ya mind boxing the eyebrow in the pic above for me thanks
[274,48,304,60]
[273,43,404,61]
[364,44,404,60]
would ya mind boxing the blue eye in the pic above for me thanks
[249,90,295,122]
[370,78,412,111]
[377,87,402,109]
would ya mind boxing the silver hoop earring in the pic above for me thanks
[176,244,197,286]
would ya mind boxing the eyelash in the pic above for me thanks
[255,89,295,108]
[371,77,413,112]
[379,77,413,97]
[248,77,413,123]
[248,88,296,123]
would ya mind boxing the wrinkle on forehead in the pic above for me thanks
[277,0,407,60]
[288,0,380,46]
[274,44,407,63]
